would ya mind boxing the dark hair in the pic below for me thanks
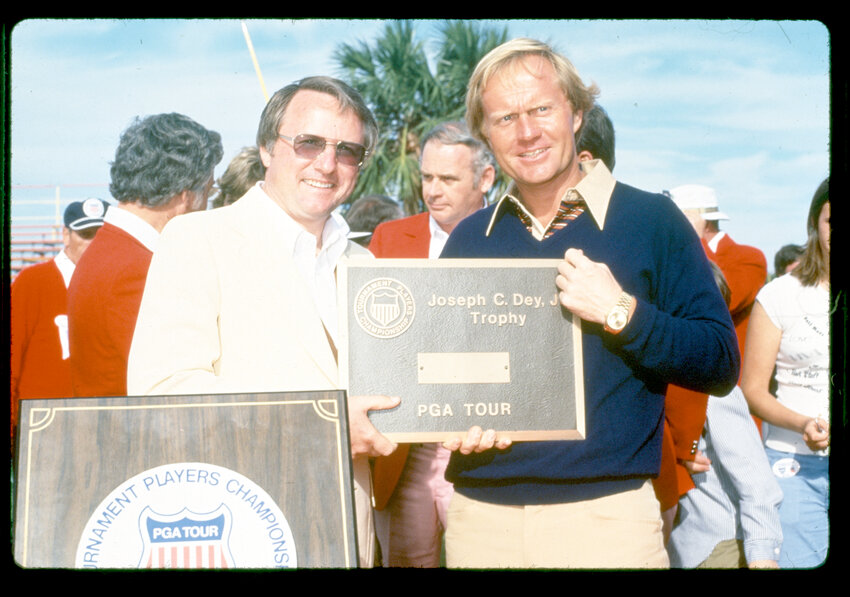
[212,146,265,209]
[109,113,223,207]
[576,104,616,171]
[256,76,378,157]
[345,194,403,244]
[773,243,804,276]
[792,177,829,287]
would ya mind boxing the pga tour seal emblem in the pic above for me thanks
[75,463,297,569]
[138,505,234,569]
[354,278,415,339]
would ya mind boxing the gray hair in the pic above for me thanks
[256,76,379,158]
[420,121,495,183]
[109,113,223,207]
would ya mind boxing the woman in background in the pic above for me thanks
[741,177,830,568]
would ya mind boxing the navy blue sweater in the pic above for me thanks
[440,182,740,505]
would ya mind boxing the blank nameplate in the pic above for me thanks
[417,352,510,384]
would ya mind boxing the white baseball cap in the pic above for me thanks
[668,184,729,221]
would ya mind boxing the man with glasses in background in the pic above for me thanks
[127,76,399,568]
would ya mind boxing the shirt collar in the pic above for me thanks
[429,213,450,242]
[485,159,616,237]
[259,182,351,263]
[707,230,726,253]
[428,214,451,259]
[105,205,160,252]
[54,249,76,288]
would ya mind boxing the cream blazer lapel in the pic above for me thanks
[230,189,340,387]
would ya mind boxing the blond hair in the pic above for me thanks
[465,38,599,146]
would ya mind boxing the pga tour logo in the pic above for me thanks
[75,463,296,569]
[139,506,234,569]
[354,278,415,339]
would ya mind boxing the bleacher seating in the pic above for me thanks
[10,225,64,280]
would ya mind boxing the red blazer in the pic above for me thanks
[67,223,153,398]
[368,213,431,510]
[369,212,432,258]
[656,386,710,508]
[705,234,767,365]
[708,234,767,431]
[10,259,73,449]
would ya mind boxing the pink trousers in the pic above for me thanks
[374,443,454,567]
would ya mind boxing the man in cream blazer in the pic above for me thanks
[128,76,398,567]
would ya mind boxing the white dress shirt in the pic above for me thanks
[265,184,351,346]
[54,249,76,288]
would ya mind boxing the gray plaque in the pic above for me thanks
[338,258,585,442]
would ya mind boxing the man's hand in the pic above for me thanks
[348,395,400,458]
[681,450,712,475]
[442,426,512,455]
[555,248,623,324]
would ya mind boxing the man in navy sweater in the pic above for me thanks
[439,38,740,569]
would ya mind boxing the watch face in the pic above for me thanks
[607,310,627,330]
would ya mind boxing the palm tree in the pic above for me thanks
[335,20,508,216]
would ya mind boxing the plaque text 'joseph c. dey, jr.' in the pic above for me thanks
[426,292,560,328]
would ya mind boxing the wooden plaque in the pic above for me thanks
[13,391,358,569]
[338,258,586,442]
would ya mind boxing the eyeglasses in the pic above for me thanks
[278,133,369,167]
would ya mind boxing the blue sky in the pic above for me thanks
[9,18,830,274]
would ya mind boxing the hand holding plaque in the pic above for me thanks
[442,426,513,454]
[347,394,400,457]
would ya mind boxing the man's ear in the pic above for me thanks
[578,150,594,163]
[478,164,496,194]
[259,145,273,169]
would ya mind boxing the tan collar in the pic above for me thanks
[486,159,616,237]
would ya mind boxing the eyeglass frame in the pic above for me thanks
[278,133,370,167]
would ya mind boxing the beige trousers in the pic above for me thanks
[697,539,747,569]
[445,480,669,569]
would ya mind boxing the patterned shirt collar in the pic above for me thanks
[485,159,617,239]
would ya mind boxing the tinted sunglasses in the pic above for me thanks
[278,133,368,167]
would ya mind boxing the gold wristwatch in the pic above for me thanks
[604,292,633,334]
